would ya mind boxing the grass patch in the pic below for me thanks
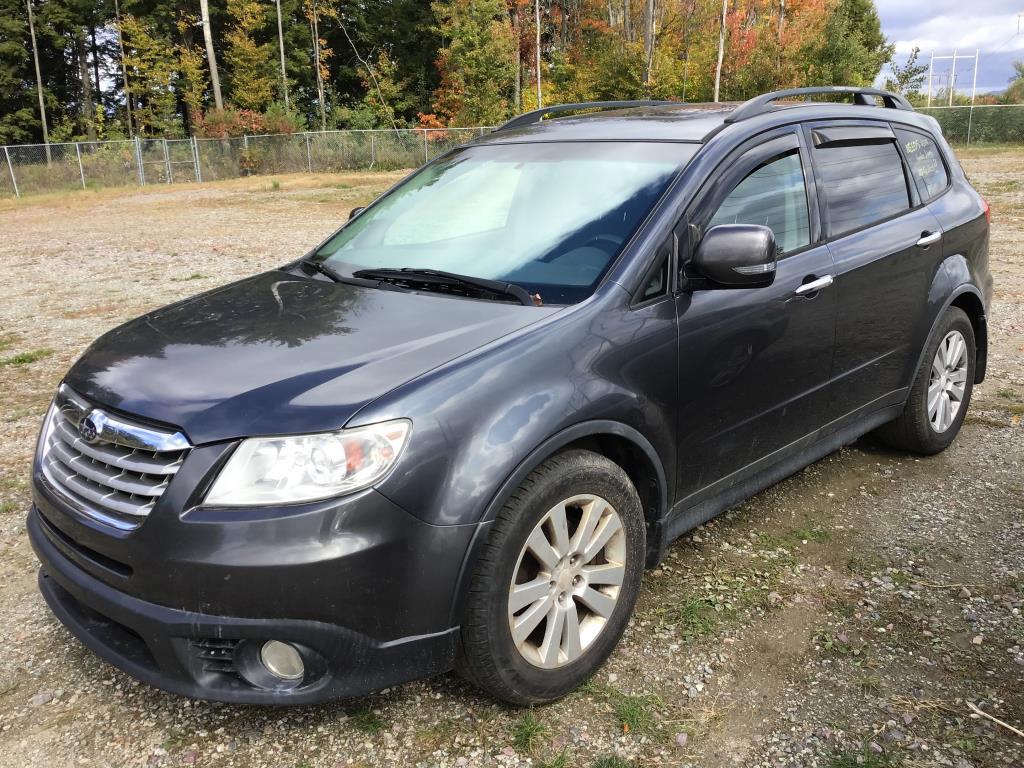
[661,596,717,638]
[349,707,385,735]
[537,749,571,768]
[0,348,53,367]
[614,692,659,735]
[826,747,902,767]
[996,386,1020,400]
[511,709,549,753]
[592,757,634,768]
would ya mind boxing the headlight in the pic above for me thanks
[205,419,411,506]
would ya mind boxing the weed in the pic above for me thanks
[270,180,281,191]
[0,348,53,367]
[512,709,549,753]
[614,693,658,734]
[663,596,716,638]
[996,386,1020,400]
[537,749,571,768]
[349,707,384,735]
[592,757,634,768]
[826,746,902,767]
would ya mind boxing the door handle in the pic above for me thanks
[794,275,834,296]
[916,230,941,247]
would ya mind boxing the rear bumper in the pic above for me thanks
[29,506,459,704]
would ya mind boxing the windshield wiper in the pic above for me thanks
[297,258,413,294]
[351,268,534,307]
[299,257,345,282]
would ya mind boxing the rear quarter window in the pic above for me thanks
[894,128,950,200]
[813,140,910,237]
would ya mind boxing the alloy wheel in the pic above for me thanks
[928,330,969,433]
[507,494,626,669]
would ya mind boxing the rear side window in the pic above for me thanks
[708,151,810,254]
[813,140,910,237]
[895,129,949,200]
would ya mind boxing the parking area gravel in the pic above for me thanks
[0,149,1021,768]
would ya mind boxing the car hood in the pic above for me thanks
[65,271,558,444]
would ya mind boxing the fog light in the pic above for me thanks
[259,640,305,680]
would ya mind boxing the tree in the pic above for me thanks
[223,0,275,110]
[120,13,180,135]
[1004,59,1024,105]
[799,0,892,87]
[884,45,927,96]
[199,0,223,110]
[432,0,516,125]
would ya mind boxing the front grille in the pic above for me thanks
[39,385,190,530]
[190,638,241,676]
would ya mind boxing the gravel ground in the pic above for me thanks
[0,150,1021,768]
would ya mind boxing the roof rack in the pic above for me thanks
[496,100,679,131]
[725,86,914,124]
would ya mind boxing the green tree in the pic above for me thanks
[120,13,181,135]
[798,0,892,87]
[884,45,927,96]
[0,0,40,144]
[432,0,516,126]
[224,0,276,110]
[1004,59,1024,104]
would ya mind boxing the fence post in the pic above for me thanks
[370,132,375,170]
[193,136,202,183]
[423,129,429,164]
[75,143,86,189]
[161,139,171,183]
[966,105,974,146]
[3,146,18,198]
[305,132,312,172]
[135,136,145,186]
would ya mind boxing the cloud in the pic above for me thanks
[875,0,1024,91]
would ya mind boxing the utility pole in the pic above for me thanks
[25,0,50,162]
[949,47,958,106]
[926,51,934,107]
[713,0,727,102]
[113,0,134,139]
[199,0,223,110]
[275,0,289,109]
[535,0,542,108]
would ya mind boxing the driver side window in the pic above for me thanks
[708,151,810,255]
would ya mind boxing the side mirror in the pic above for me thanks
[692,224,777,288]
[349,206,366,220]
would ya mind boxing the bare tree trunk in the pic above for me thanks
[112,0,134,138]
[199,0,223,110]
[623,0,632,43]
[642,0,655,92]
[311,9,326,131]
[25,0,50,160]
[713,0,727,102]
[90,26,102,99]
[534,0,542,108]
[77,31,97,140]
[776,0,785,80]
[511,3,521,111]
[275,0,289,108]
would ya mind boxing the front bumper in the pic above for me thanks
[28,492,474,704]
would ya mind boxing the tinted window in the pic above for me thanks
[815,140,910,237]
[895,129,949,200]
[708,151,810,254]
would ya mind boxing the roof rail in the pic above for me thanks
[496,100,679,131]
[725,86,914,124]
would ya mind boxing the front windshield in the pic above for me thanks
[315,141,698,304]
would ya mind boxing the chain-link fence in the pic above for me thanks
[917,104,1024,145]
[2,108,1022,199]
[0,127,490,198]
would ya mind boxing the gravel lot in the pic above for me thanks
[0,149,1021,768]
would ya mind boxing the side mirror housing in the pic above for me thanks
[349,206,366,220]
[691,224,777,289]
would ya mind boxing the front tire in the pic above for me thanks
[874,306,975,455]
[457,449,645,705]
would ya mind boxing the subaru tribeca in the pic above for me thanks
[29,87,992,705]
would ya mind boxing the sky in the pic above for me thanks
[874,0,1024,93]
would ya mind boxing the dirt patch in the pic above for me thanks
[0,156,1021,768]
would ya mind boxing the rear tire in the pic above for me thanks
[456,449,645,705]
[874,306,975,455]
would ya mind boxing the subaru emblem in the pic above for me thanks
[79,413,100,443]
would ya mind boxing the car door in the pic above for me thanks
[673,128,837,504]
[804,121,944,419]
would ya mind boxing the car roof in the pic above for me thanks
[472,98,943,146]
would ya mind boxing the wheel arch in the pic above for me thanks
[948,289,987,383]
[447,420,670,626]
